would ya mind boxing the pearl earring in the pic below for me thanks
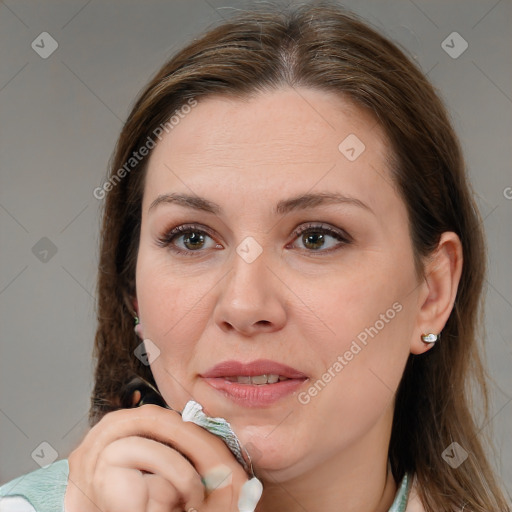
[421,332,440,344]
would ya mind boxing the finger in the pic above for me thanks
[93,467,186,512]
[204,473,263,512]
[99,435,205,510]
[94,465,148,512]
[95,405,248,484]
[88,405,250,512]
[142,473,181,512]
[235,477,264,512]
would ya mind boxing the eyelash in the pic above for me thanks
[156,222,352,256]
[156,224,218,256]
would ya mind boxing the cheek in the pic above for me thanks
[134,254,209,395]
[135,246,215,339]
[135,248,216,408]
[304,250,412,350]
[294,260,416,451]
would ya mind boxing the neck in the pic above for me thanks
[255,405,397,512]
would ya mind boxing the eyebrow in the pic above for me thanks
[148,191,374,216]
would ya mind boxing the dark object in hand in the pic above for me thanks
[120,376,173,410]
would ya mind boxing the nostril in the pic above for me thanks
[221,321,235,331]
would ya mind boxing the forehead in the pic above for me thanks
[143,87,399,216]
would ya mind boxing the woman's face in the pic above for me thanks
[135,88,423,480]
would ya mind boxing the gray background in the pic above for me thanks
[1,0,511,499]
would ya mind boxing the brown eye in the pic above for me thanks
[156,224,221,255]
[301,231,328,250]
[180,231,207,250]
[290,223,352,253]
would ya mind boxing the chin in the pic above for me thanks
[238,432,306,480]
[252,456,312,484]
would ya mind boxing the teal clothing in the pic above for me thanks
[0,459,411,511]
[0,460,69,512]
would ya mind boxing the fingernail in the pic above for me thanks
[238,476,263,512]
[202,464,233,492]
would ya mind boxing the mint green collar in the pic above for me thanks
[388,473,411,512]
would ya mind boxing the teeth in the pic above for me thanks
[224,374,289,385]
[251,374,270,385]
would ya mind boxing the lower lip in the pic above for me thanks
[201,377,308,407]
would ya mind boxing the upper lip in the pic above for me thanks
[200,359,307,379]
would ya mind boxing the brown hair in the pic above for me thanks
[89,2,510,510]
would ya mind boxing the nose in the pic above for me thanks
[213,245,287,336]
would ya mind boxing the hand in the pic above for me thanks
[64,404,259,512]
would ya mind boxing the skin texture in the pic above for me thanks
[66,87,462,512]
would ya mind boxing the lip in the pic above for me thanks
[200,359,307,379]
[200,359,308,408]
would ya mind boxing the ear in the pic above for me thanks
[410,231,463,355]
[123,291,139,319]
